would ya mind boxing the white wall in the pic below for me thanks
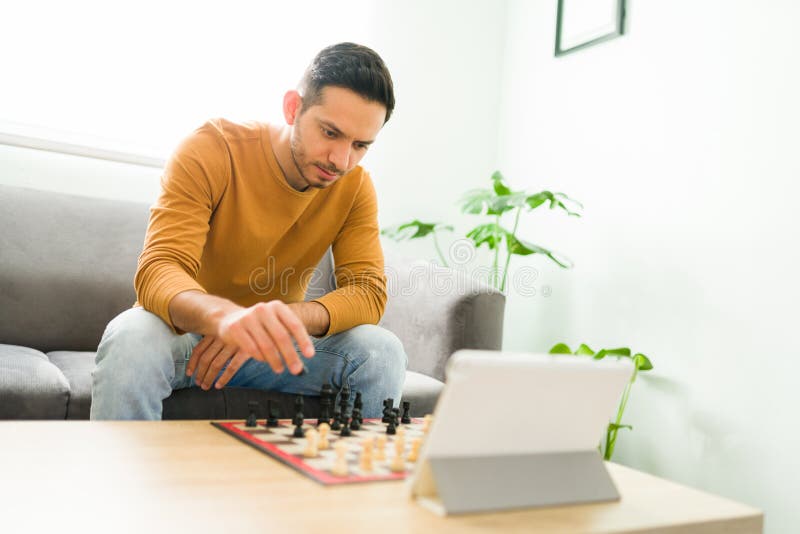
[497,1,800,532]
[0,0,507,243]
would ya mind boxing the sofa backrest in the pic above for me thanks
[0,185,335,352]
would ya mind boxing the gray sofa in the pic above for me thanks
[0,184,505,420]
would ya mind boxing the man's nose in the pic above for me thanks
[328,142,351,171]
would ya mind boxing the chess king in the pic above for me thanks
[90,43,407,420]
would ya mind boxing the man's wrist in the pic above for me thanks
[203,300,242,335]
[288,301,330,337]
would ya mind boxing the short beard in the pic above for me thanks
[288,126,314,190]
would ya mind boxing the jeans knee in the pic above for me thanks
[351,325,408,384]
[95,307,175,379]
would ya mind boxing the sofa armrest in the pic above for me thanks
[379,256,505,382]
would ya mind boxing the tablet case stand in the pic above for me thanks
[411,450,620,515]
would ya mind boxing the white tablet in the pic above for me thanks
[407,350,634,515]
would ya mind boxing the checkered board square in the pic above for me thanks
[212,418,425,485]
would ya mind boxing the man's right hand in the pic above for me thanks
[215,300,316,374]
[183,299,316,389]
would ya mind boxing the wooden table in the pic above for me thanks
[0,421,762,533]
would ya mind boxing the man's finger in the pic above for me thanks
[275,303,315,358]
[260,305,303,374]
[193,338,227,387]
[186,335,215,376]
[198,345,237,390]
[214,352,250,390]
[250,304,291,373]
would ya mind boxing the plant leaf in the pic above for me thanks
[555,192,584,209]
[525,190,583,217]
[488,196,518,215]
[459,188,516,215]
[381,220,452,241]
[466,223,503,250]
[525,191,552,210]
[593,349,607,360]
[575,343,595,356]
[634,353,653,371]
[603,347,632,358]
[549,343,572,354]
[491,171,512,196]
[503,233,574,268]
[608,423,633,431]
[459,188,494,214]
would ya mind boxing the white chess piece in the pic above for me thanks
[390,449,406,473]
[303,428,319,458]
[318,423,330,450]
[408,437,422,462]
[331,441,349,477]
[375,435,387,461]
[360,438,374,472]
[422,414,433,433]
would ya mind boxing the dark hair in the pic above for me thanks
[299,42,395,123]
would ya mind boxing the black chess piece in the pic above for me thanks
[318,382,333,426]
[401,401,411,424]
[353,392,364,425]
[330,407,342,431]
[266,399,279,428]
[340,415,352,437]
[386,412,397,435]
[292,395,305,438]
[350,404,362,430]
[246,401,258,427]
[392,407,401,425]
[382,398,394,423]
[339,383,351,414]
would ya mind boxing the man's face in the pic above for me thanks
[289,86,386,190]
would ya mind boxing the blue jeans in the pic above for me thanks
[90,307,408,420]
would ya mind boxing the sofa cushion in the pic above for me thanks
[47,351,95,420]
[401,371,444,416]
[0,344,70,419]
[0,185,149,352]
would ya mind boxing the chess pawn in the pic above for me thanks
[389,450,406,473]
[408,437,422,462]
[331,441,349,477]
[303,428,319,458]
[360,439,374,472]
[318,423,330,450]
[422,414,433,433]
[394,429,406,455]
[246,401,258,427]
[375,435,387,461]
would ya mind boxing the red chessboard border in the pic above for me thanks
[211,419,415,486]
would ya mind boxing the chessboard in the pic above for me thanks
[212,418,427,486]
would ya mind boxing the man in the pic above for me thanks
[91,43,407,420]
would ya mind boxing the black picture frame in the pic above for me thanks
[554,0,627,57]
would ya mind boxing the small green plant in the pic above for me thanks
[380,220,454,267]
[382,171,583,291]
[549,343,654,461]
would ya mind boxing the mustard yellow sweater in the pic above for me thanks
[134,119,387,336]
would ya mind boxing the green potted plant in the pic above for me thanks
[382,171,582,291]
[550,343,654,460]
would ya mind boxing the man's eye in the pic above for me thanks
[355,143,368,151]
[323,128,336,138]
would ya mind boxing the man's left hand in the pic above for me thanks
[186,335,251,390]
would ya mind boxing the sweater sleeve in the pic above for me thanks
[312,172,387,336]
[134,122,230,331]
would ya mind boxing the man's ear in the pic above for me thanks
[283,90,303,125]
